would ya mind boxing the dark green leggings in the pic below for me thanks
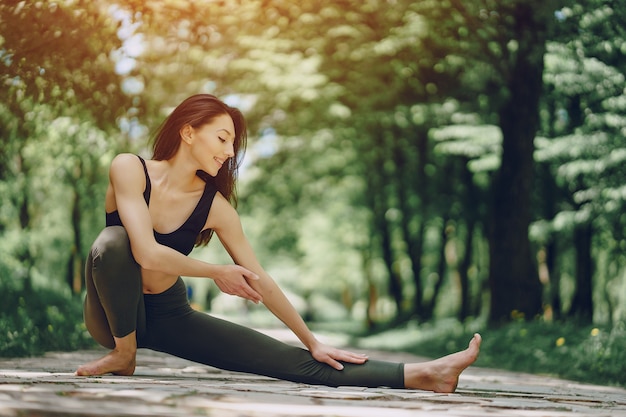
[83,226,404,388]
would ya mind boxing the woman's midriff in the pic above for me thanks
[141,269,180,294]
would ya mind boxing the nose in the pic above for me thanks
[224,142,235,158]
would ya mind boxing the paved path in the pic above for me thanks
[0,329,625,417]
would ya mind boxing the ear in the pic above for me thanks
[180,124,194,144]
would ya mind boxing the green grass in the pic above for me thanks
[350,318,626,388]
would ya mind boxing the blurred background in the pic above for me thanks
[1,0,624,386]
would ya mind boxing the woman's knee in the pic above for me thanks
[92,226,130,255]
[91,226,137,267]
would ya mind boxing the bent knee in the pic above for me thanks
[91,226,135,264]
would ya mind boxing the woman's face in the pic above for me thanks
[189,113,236,177]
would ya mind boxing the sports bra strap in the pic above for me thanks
[136,155,151,205]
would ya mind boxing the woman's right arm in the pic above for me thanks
[110,154,262,302]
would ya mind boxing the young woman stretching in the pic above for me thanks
[77,94,481,392]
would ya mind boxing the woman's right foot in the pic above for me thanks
[75,349,136,376]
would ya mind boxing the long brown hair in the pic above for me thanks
[151,94,247,246]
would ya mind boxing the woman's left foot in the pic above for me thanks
[75,349,136,376]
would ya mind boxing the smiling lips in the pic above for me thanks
[214,157,225,168]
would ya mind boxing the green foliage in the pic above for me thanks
[476,322,626,387]
[0,282,94,357]
[0,0,130,126]
[1,0,625,351]
[0,0,133,297]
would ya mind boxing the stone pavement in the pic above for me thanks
[0,329,625,417]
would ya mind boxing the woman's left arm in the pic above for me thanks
[206,193,367,370]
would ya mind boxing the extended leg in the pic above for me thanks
[144,282,404,388]
[145,281,480,390]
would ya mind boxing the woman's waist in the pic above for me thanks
[143,277,192,317]
[141,270,179,294]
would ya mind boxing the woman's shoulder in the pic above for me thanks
[110,152,135,166]
[107,153,151,199]
[111,152,143,166]
[110,153,149,173]
[108,154,150,183]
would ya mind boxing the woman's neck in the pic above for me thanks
[154,152,204,192]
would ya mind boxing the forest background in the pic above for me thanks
[1,0,625,386]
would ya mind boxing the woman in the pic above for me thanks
[77,94,481,392]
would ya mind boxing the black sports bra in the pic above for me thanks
[105,155,217,255]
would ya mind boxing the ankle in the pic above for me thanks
[112,347,137,360]
[404,364,434,389]
[113,332,137,356]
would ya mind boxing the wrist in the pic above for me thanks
[304,335,321,351]
[205,263,223,279]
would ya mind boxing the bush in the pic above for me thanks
[0,284,95,357]
[469,321,626,387]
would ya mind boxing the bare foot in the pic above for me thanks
[404,333,482,393]
[75,349,136,376]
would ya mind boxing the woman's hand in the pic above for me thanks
[213,265,263,304]
[310,341,368,371]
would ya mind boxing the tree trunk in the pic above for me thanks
[488,3,546,323]
[540,86,563,320]
[366,131,404,320]
[361,244,379,330]
[69,183,84,293]
[17,193,34,292]
[546,238,562,320]
[393,126,427,320]
[458,156,479,321]
[396,205,424,318]
[569,222,594,322]
[423,216,449,320]
[409,222,426,318]
[458,219,475,321]
[378,211,404,318]
[15,153,34,291]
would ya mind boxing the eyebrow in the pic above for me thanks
[217,128,234,138]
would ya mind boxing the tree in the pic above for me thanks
[418,0,559,323]
[485,1,552,323]
[0,0,130,291]
[535,0,626,323]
